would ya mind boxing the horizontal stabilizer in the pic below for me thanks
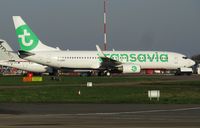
[18,50,35,57]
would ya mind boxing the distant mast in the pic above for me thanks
[104,0,107,51]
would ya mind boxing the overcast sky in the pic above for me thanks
[0,0,199,56]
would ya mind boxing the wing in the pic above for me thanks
[96,45,121,68]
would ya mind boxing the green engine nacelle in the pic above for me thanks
[118,64,141,73]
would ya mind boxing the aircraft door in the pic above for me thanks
[174,56,178,65]
[46,54,52,64]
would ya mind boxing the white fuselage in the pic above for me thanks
[0,60,52,73]
[0,40,52,73]
[22,50,195,70]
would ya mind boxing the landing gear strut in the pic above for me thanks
[50,69,61,81]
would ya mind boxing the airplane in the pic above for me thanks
[0,39,53,73]
[13,16,195,76]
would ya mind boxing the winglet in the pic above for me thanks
[96,45,105,58]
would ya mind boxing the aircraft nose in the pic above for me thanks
[188,59,195,67]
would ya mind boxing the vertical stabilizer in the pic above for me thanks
[0,39,19,60]
[13,16,57,52]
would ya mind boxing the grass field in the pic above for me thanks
[0,75,200,104]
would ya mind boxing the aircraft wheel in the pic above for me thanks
[105,71,111,76]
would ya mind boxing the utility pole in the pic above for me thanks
[103,0,108,51]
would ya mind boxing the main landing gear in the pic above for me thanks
[50,69,61,81]
[98,70,111,76]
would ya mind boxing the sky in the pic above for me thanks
[0,0,199,56]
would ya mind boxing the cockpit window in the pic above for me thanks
[182,56,188,59]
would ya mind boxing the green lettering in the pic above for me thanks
[120,54,128,62]
[130,54,136,62]
[155,52,159,62]
[110,54,119,61]
[160,54,168,62]
[147,54,155,62]
[104,54,110,58]
[138,54,146,62]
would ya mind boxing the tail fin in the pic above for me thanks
[0,39,19,60]
[13,16,57,52]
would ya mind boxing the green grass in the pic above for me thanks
[0,75,200,104]
[0,75,160,86]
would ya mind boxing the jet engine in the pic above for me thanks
[117,64,141,73]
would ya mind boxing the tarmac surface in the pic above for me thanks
[0,104,200,128]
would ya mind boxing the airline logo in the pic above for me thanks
[131,65,137,72]
[104,53,168,63]
[16,25,39,51]
[97,53,168,63]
